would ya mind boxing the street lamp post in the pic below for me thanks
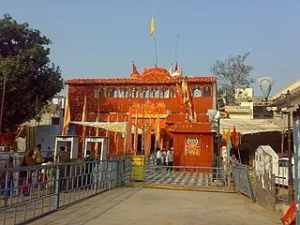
[286,90,295,201]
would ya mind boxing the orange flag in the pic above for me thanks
[81,94,87,148]
[133,112,138,154]
[155,116,160,146]
[114,113,119,150]
[62,93,70,135]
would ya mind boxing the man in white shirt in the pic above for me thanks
[166,148,174,171]
[156,148,162,166]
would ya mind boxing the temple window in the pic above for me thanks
[118,87,128,98]
[203,86,211,97]
[150,87,159,98]
[161,86,169,98]
[107,86,117,98]
[170,87,176,98]
[192,86,202,97]
[94,87,105,98]
[142,87,149,98]
[131,87,139,98]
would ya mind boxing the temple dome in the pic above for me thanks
[141,67,170,77]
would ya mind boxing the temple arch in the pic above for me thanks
[203,85,211,97]
[192,86,202,97]
[119,87,128,98]
[107,86,117,98]
[170,87,176,98]
[131,87,139,98]
[141,86,149,98]
[161,86,169,98]
[150,87,159,98]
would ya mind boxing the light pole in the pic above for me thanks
[286,90,295,201]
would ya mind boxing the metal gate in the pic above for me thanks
[232,164,255,202]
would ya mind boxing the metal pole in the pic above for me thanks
[0,74,7,135]
[141,102,145,155]
[217,117,221,156]
[287,90,295,201]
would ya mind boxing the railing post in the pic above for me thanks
[55,165,61,209]
[94,160,99,193]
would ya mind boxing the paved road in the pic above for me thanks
[30,187,282,225]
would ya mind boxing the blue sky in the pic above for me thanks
[1,0,300,95]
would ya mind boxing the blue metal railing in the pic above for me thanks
[0,159,126,225]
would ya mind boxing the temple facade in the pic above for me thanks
[66,65,217,167]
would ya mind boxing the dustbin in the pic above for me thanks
[131,156,146,181]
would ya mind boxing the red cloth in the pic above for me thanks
[19,177,32,195]
[281,200,296,225]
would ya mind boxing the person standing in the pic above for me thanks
[156,148,162,166]
[0,151,14,206]
[19,151,35,195]
[161,149,166,166]
[58,146,71,190]
[33,144,43,165]
[84,150,95,188]
[166,148,174,172]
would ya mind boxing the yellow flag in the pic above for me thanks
[150,15,155,36]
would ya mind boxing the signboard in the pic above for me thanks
[185,138,200,156]
[225,106,252,113]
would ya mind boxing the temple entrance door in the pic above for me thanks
[136,134,155,155]
[137,135,142,154]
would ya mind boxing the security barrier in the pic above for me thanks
[0,160,125,225]
[232,164,255,202]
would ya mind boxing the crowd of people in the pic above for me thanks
[0,144,96,207]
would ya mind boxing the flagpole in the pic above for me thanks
[175,35,179,63]
[150,14,158,67]
[153,35,158,67]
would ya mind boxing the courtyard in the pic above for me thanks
[29,187,282,225]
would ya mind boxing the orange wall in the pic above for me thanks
[68,84,214,122]
[172,133,213,167]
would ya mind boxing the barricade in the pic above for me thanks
[0,159,125,225]
[232,164,255,202]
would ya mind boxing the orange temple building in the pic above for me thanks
[65,65,217,167]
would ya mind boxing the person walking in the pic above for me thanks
[166,148,174,172]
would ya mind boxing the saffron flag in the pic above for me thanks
[175,83,184,106]
[62,93,70,135]
[150,15,155,36]
[132,63,138,74]
[155,117,160,145]
[81,95,87,146]
[114,113,119,151]
[231,126,237,147]
[126,106,133,154]
[133,112,138,154]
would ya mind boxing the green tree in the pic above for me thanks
[210,53,254,106]
[0,14,64,132]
